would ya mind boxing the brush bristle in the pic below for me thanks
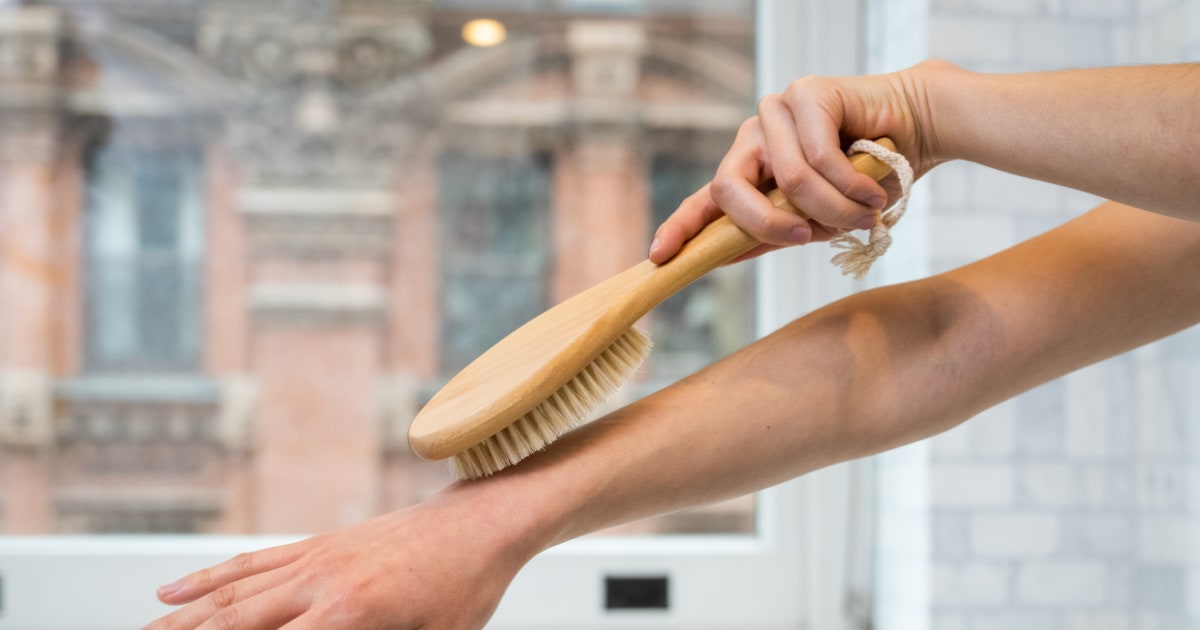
[450,328,652,480]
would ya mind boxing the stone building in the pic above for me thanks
[0,0,756,535]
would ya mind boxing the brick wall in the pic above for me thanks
[869,1,1200,628]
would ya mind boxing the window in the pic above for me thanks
[437,151,552,375]
[0,1,874,628]
[647,155,755,383]
[83,142,204,372]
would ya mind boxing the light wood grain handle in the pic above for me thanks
[646,138,898,298]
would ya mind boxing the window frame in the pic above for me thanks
[0,2,873,628]
[81,139,206,374]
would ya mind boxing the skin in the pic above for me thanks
[145,60,1200,629]
[649,60,1200,262]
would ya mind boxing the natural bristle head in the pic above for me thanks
[450,328,652,480]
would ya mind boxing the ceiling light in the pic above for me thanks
[462,18,507,48]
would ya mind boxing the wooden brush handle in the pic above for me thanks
[641,138,897,301]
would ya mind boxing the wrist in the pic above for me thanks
[431,463,589,566]
[904,59,972,168]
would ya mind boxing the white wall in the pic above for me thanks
[869,1,1200,629]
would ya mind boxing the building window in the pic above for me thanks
[83,142,204,372]
[436,151,552,376]
[647,155,755,382]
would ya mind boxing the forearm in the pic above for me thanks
[467,202,1200,556]
[929,63,1200,219]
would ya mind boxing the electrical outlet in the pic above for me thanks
[604,575,669,611]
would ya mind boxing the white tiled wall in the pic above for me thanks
[869,1,1200,628]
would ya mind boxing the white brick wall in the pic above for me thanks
[1016,462,1116,508]
[1016,561,1109,605]
[932,562,1011,605]
[1063,611,1133,630]
[970,512,1060,556]
[932,463,1015,507]
[870,0,1200,627]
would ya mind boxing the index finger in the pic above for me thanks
[157,540,308,605]
[649,183,728,264]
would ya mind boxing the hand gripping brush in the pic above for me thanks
[409,138,901,479]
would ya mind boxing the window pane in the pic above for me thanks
[0,0,756,537]
[84,142,204,372]
[437,152,552,375]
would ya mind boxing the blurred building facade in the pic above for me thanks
[0,0,756,535]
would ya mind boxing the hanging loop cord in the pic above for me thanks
[829,139,915,279]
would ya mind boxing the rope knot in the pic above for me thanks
[828,139,914,279]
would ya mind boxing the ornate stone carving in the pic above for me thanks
[217,375,257,453]
[224,92,421,185]
[567,20,645,99]
[0,370,54,447]
[0,6,62,161]
[250,283,387,326]
[0,7,60,85]
[238,186,395,256]
[199,0,431,185]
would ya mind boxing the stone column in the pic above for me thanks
[553,21,651,302]
[199,0,431,533]
[241,189,393,533]
[0,5,64,533]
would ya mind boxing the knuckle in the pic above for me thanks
[231,551,255,573]
[773,162,813,199]
[784,74,825,99]
[209,583,238,610]
[191,568,214,592]
[707,171,737,206]
[751,212,777,241]
[735,116,761,139]
[805,144,839,172]
[756,92,782,116]
[213,607,241,630]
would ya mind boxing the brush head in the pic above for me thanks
[447,327,651,479]
[408,260,662,476]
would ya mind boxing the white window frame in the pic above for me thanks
[0,2,874,628]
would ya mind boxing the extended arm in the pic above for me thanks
[933,64,1200,222]
[529,201,1200,540]
[146,201,1200,629]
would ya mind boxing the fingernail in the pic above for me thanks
[855,215,876,230]
[866,194,887,210]
[649,236,661,256]
[158,580,184,598]
[788,225,811,245]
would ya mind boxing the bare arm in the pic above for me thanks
[530,202,1200,540]
[146,201,1200,629]
[650,61,1200,262]
[933,64,1200,222]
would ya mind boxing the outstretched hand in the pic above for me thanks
[144,483,538,630]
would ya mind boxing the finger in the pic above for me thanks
[649,184,727,264]
[708,120,813,248]
[185,581,307,630]
[780,82,888,229]
[145,564,301,630]
[157,541,308,605]
[759,94,879,231]
[277,611,333,630]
